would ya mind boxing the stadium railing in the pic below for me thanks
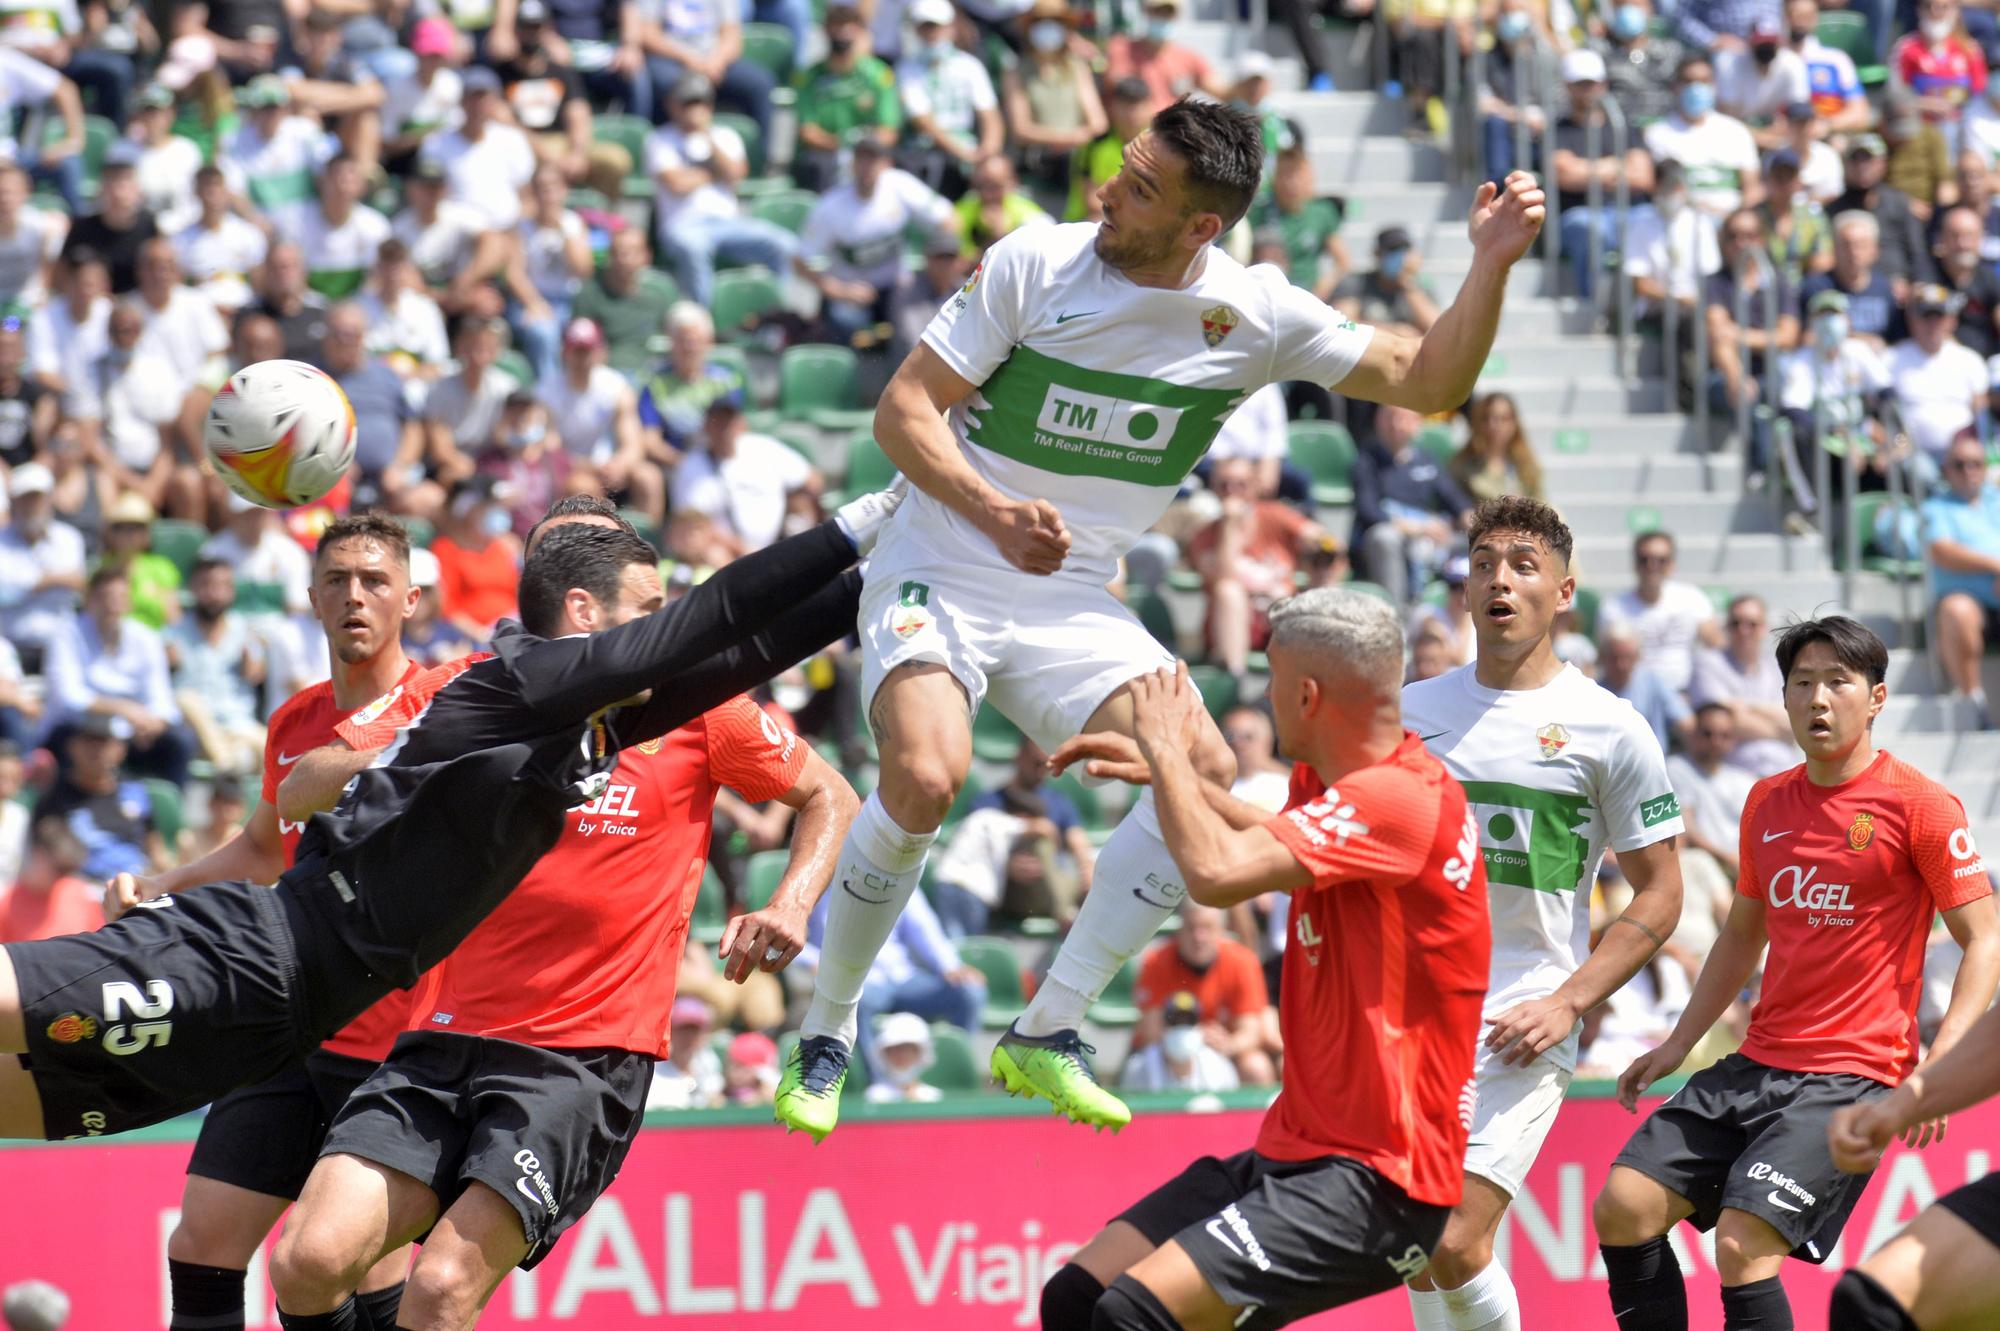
[1583,92,1634,373]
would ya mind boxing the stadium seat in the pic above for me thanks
[707,341,754,388]
[1846,492,1928,579]
[1415,424,1457,467]
[750,188,817,235]
[1132,588,1177,649]
[710,268,785,339]
[923,1024,984,1091]
[778,344,865,428]
[739,22,796,80]
[1571,584,1601,638]
[955,936,1027,1028]
[234,582,289,615]
[1048,770,1102,828]
[770,421,820,463]
[144,778,186,850]
[843,430,899,494]
[1091,956,1141,1025]
[1286,420,1356,506]
[592,113,654,199]
[394,514,435,549]
[1187,664,1240,718]
[693,865,727,944]
[564,186,611,214]
[743,849,788,911]
[496,349,534,388]
[149,519,208,578]
[715,111,765,175]
[1815,10,1888,86]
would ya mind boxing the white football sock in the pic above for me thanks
[1407,1286,1451,1331]
[1440,1262,1520,1331]
[800,792,937,1048]
[1019,789,1182,1037]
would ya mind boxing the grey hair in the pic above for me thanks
[1267,588,1405,687]
[665,300,714,337]
[1598,622,1641,650]
[1831,210,1879,242]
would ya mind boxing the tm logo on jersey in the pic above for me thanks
[1036,386,1185,457]
[1460,781,1592,894]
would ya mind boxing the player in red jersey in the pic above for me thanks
[1594,616,2000,1331]
[106,512,426,1331]
[1040,588,1490,1331]
[261,504,858,1331]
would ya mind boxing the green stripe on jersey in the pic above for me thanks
[307,268,367,299]
[967,344,1241,486]
[1459,780,1593,894]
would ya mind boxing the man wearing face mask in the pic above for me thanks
[1705,208,1800,481]
[1479,0,1557,186]
[1333,225,1442,337]
[1645,56,1764,219]
[895,0,1004,197]
[1715,16,1810,148]
[1553,49,1657,303]
[792,3,901,193]
[1103,0,1226,118]
[1121,991,1241,1093]
[1777,289,1894,516]
[1588,0,1685,124]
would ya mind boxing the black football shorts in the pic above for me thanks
[186,1048,379,1198]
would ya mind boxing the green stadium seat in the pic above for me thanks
[972,703,1024,763]
[496,349,534,388]
[1703,585,1734,617]
[234,581,289,615]
[710,267,785,339]
[1344,579,1398,605]
[565,187,611,214]
[715,111,765,174]
[924,1024,985,1091]
[693,865,727,944]
[1186,664,1239,718]
[739,22,797,79]
[149,519,209,578]
[1132,588,1177,650]
[1091,956,1141,1025]
[143,777,185,850]
[843,430,900,494]
[750,188,817,235]
[1047,770,1102,828]
[1816,10,1888,86]
[736,175,792,203]
[707,341,755,390]
[778,344,861,423]
[1414,423,1457,467]
[770,421,821,464]
[743,849,788,911]
[1287,420,1356,506]
[1571,584,1601,638]
[1847,491,1928,579]
[393,514,435,549]
[955,936,1027,1028]
[592,113,654,200]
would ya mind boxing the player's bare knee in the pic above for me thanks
[403,1250,483,1330]
[1712,1214,1783,1284]
[1234,1049,1277,1086]
[880,751,964,831]
[168,1214,254,1268]
[1424,1233,1494,1289]
[269,1225,371,1311]
[1592,1174,1660,1246]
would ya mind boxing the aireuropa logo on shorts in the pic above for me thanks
[515,1149,559,1217]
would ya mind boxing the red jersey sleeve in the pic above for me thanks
[1736,777,1778,901]
[1266,766,1434,894]
[1907,784,1992,912]
[703,696,807,804]
[1896,36,1923,84]
[333,656,483,751]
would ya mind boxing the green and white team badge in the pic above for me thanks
[891,581,931,641]
[1535,723,1570,761]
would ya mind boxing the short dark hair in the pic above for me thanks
[1693,700,1734,727]
[518,522,659,637]
[1149,97,1264,231]
[524,494,639,556]
[1676,54,1713,81]
[1467,496,1574,568]
[190,556,233,580]
[1633,528,1674,558]
[315,510,412,571]
[1773,614,1888,685]
[87,563,128,594]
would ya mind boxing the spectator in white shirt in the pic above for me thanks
[1120,991,1241,1093]
[172,163,267,313]
[78,299,187,520]
[506,162,595,384]
[418,65,536,231]
[1664,703,1757,957]
[132,238,229,421]
[199,495,313,617]
[1643,57,1764,219]
[1690,593,1798,775]
[1888,282,1990,482]
[0,162,62,310]
[42,563,190,784]
[219,74,333,214]
[540,318,660,523]
[0,462,84,663]
[670,394,823,555]
[421,316,514,485]
[895,0,1003,197]
[390,158,508,321]
[646,72,795,309]
[1598,528,1721,693]
[796,136,957,343]
[1624,161,1724,357]
[381,17,464,172]
[1221,704,1292,813]
[27,246,108,413]
[1204,381,1306,503]
[1715,15,1811,147]
[274,151,390,301]
[129,82,202,233]
[354,238,450,379]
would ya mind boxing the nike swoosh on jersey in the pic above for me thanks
[1419,730,1451,743]
[1055,310,1099,324]
[1767,1189,1803,1213]
[277,750,311,766]
[1761,829,1794,843]
[1204,1218,1244,1258]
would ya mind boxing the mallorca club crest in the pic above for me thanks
[45,1013,95,1044]
[1849,811,1876,851]
[635,737,663,755]
[1200,304,1240,348]
[1536,723,1571,761]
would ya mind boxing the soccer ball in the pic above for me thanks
[203,359,357,509]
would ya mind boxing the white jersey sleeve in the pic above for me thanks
[1263,271,1375,390]
[921,227,1039,385]
[1596,703,1686,852]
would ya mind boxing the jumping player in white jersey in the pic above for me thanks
[774,95,1549,1139]
[1397,497,1687,1331]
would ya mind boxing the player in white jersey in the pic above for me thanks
[775,97,1549,1140]
[1399,497,1687,1331]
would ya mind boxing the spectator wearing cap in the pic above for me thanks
[506,163,594,386]
[1600,529,1720,695]
[574,227,682,379]
[1478,0,1558,186]
[34,709,164,878]
[389,160,508,323]
[1588,0,1686,125]
[1895,0,1988,155]
[166,556,265,777]
[1121,991,1241,1093]
[1890,283,1989,475]
[417,65,537,232]
[1645,57,1764,220]
[399,545,482,668]
[1830,134,1929,293]
[355,238,451,379]
[1066,75,1151,223]
[1776,100,1846,205]
[650,996,725,1109]
[59,151,156,293]
[1778,288,1896,507]
[235,242,329,364]
[432,475,522,640]
[1755,147,1833,278]
[1351,404,1473,604]
[216,74,329,216]
[635,0,778,142]
[954,155,1050,260]
[43,563,189,785]
[1928,204,2000,356]
[422,317,514,487]
[895,0,1004,197]
[492,4,633,203]
[1103,0,1226,118]
[0,817,103,944]
[1715,13,1810,141]
[889,231,967,362]
[0,462,83,664]
[865,1012,944,1103]
[272,151,389,302]
[1248,139,1350,302]
[1333,225,1440,336]
[172,164,269,315]
[1190,455,1328,677]
[1705,208,1799,480]
[1670,0,1782,57]
[127,83,200,235]
[1133,901,1275,1086]
[1552,48,1656,303]
[98,492,180,632]
[646,73,797,310]
[792,2,904,193]
[542,317,658,522]
[1000,0,1107,197]
[320,301,424,514]
[282,9,386,175]
[671,394,823,556]
[1785,0,1871,134]
[1924,428,2000,727]
[75,301,186,523]
[724,1031,780,1105]
[796,136,955,344]
[381,18,464,175]
[1599,622,1695,749]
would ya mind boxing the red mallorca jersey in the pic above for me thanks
[1737,752,1989,1085]
[1257,734,1491,1208]
[410,697,807,1057]
[262,660,425,1060]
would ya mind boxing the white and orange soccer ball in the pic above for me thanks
[203,359,357,509]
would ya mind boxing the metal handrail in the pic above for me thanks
[1731,245,1783,515]
[1538,39,1559,273]
[1600,93,1633,372]
[1443,18,1468,186]
[1879,396,1921,648]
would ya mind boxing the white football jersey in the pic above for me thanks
[906,222,1373,583]
[1403,663,1685,1070]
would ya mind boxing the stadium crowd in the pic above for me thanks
[0,0,1981,1113]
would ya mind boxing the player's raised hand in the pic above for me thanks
[103,871,158,923]
[1048,732,1151,785]
[1468,171,1546,270]
[1828,1099,1904,1174]
[1129,662,1204,761]
[1484,992,1580,1067]
[719,904,807,983]
[983,497,1070,575]
[1615,1040,1690,1112]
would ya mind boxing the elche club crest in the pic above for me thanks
[1536,723,1570,761]
[1848,811,1875,851]
[1200,304,1239,348]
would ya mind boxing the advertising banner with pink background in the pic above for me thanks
[2,1090,1994,1330]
